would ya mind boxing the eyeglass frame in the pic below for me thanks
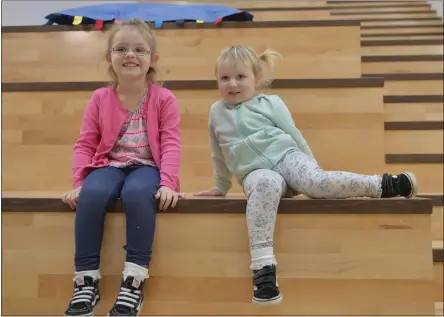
[110,46,152,56]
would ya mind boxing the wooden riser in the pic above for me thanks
[384,80,444,95]
[2,24,361,82]
[362,27,444,35]
[385,130,443,154]
[250,10,331,21]
[2,86,385,192]
[362,61,443,75]
[432,207,443,241]
[363,35,443,40]
[1,206,435,315]
[362,44,443,56]
[329,1,429,7]
[384,103,443,121]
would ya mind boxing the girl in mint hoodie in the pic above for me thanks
[61,19,183,316]
[195,45,418,306]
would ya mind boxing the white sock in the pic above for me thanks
[250,247,277,270]
[74,269,101,283]
[122,262,149,281]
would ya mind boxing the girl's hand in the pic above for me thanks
[193,189,224,197]
[155,186,186,211]
[62,186,82,209]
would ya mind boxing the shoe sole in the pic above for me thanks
[64,301,100,316]
[107,300,143,316]
[252,294,282,306]
[401,172,418,198]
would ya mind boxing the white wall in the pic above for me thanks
[1,0,136,26]
[428,0,443,19]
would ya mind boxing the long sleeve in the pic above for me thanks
[158,90,181,192]
[209,119,232,195]
[72,92,101,189]
[268,95,315,159]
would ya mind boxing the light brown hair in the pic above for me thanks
[215,45,282,88]
[105,19,159,85]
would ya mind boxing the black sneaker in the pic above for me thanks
[252,265,282,305]
[64,276,100,316]
[381,172,418,198]
[108,276,145,316]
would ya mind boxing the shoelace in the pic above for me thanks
[115,287,141,308]
[70,286,95,304]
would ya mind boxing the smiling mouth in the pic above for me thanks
[123,63,139,67]
[228,92,240,95]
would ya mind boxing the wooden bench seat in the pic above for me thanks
[1,194,435,315]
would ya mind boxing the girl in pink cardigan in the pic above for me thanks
[62,19,182,317]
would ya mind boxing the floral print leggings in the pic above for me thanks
[242,150,382,270]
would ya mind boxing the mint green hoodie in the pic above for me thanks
[209,94,315,195]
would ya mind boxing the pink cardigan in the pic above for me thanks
[72,84,181,191]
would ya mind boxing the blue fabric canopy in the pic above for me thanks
[44,2,254,28]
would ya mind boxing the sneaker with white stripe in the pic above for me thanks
[108,276,145,316]
[64,276,100,316]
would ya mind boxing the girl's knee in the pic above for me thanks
[79,183,114,203]
[252,176,286,197]
[121,182,157,203]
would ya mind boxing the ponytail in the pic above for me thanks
[257,48,282,88]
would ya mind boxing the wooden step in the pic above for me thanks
[1,194,435,315]
[2,20,362,82]
[433,240,443,303]
[2,78,386,192]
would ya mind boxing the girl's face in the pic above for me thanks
[108,26,157,83]
[216,62,259,104]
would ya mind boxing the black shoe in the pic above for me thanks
[108,276,146,316]
[252,265,282,305]
[64,276,100,316]
[381,172,418,198]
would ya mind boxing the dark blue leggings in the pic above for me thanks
[74,165,159,272]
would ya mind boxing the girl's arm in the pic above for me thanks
[209,120,232,195]
[267,95,315,159]
[158,90,181,191]
[72,92,101,189]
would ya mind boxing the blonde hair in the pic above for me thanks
[215,45,282,88]
[105,19,159,86]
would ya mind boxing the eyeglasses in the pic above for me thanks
[111,46,151,56]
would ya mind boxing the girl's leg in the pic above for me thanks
[108,165,160,317]
[273,151,417,199]
[243,169,286,305]
[65,167,125,316]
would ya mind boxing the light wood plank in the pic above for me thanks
[1,211,435,315]
[363,35,443,40]
[384,130,443,154]
[329,1,428,7]
[384,80,444,95]
[2,87,385,192]
[362,20,442,27]
[382,163,443,193]
[362,44,443,56]
[248,10,331,21]
[362,61,444,74]
[2,25,361,82]
[361,27,444,35]
[384,102,443,121]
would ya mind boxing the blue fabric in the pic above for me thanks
[45,2,253,25]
